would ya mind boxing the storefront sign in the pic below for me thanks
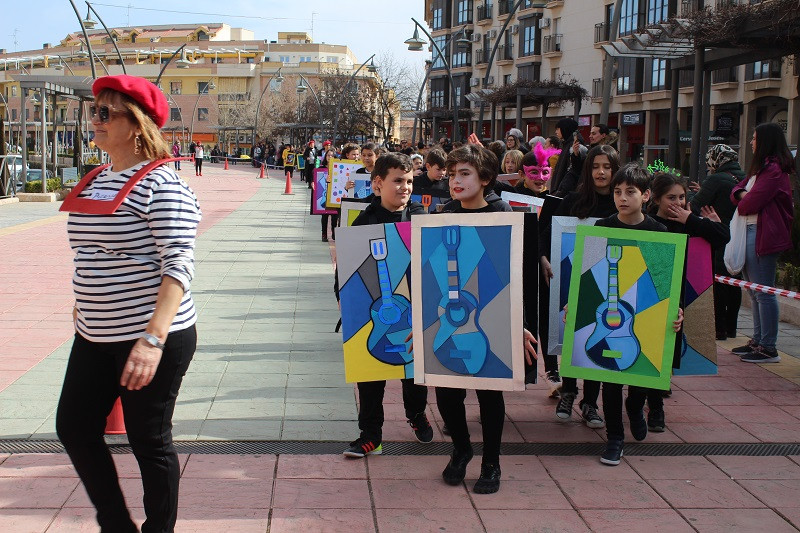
[716,114,735,134]
[621,112,644,126]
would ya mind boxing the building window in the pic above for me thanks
[279,55,290,64]
[616,57,641,94]
[431,78,448,107]
[619,0,641,36]
[198,108,208,121]
[198,82,211,94]
[521,20,537,56]
[747,59,781,80]
[170,108,181,121]
[327,56,338,63]
[245,57,254,63]
[456,0,473,24]
[11,86,18,97]
[503,74,512,85]
[170,81,182,95]
[432,36,449,69]
[517,63,540,81]
[197,30,209,41]
[647,0,670,24]
[11,109,17,121]
[433,8,443,30]
[73,108,79,120]
[551,67,560,80]
[651,58,667,90]
[452,47,471,68]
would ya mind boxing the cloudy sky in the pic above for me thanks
[5,1,428,70]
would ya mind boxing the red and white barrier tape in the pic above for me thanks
[715,275,800,301]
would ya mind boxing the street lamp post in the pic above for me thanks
[165,92,187,151]
[331,54,377,146]
[476,0,525,139]
[155,44,189,86]
[252,68,284,146]
[407,19,469,143]
[297,74,323,137]
[189,79,216,141]
[66,0,96,79]
[85,2,127,74]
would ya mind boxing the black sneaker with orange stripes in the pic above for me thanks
[342,437,383,458]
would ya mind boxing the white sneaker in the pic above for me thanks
[545,370,562,398]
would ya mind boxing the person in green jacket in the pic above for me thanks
[690,144,746,340]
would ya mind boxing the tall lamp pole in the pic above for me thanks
[85,2,126,74]
[297,74,323,136]
[189,79,216,140]
[67,0,97,79]
[252,68,285,144]
[477,0,525,138]
[332,54,377,146]
[407,19,468,143]
[600,0,624,124]
[410,60,432,147]
[155,44,189,86]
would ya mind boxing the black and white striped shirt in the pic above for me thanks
[67,161,202,342]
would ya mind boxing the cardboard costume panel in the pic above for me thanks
[410,188,451,213]
[674,237,718,375]
[412,213,525,391]
[561,225,686,390]
[548,216,601,356]
[338,223,414,382]
[339,199,370,227]
[326,159,368,208]
[310,168,337,215]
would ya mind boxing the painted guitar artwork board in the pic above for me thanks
[673,237,718,375]
[548,216,601,356]
[338,222,414,383]
[411,213,525,391]
[410,188,451,213]
[326,159,369,208]
[310,168,337,215]
[561,225,686,390]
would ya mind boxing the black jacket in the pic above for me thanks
[413,172,449,192]
[352,201,426,226]
[440,192,513,213]
[689,161,745,225]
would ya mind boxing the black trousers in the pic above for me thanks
[194,158,202,174]
[601,383,654,442]
[56,327,196,533]
[561,377,601,408]
[538,270,559,374]
[356,378,428,443]
[284,166,294,177]
[436,387,504,465]
[714,281,742,335]
[322,213,339,237]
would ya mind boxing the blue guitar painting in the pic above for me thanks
[584,245,641,370]
[432,226,489,374]
[366,237,413,365]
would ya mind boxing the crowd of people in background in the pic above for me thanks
[299,120,795,493]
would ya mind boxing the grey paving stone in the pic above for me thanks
[206,400,285,420]
[285,387,355,405]
[0,400,56,419]
[283,402,358,421]
[198,419,282,440]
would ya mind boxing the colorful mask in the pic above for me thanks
[524,144,561,182]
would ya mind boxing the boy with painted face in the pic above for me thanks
[514,144,561,198]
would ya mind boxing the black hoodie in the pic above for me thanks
[440,192,513,213]
[352,200,426,226]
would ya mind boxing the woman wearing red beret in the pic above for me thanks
[56,75,201,533]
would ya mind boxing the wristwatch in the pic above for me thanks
[141,333,165,350]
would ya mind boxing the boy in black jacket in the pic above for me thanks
[413,149,449,192]
[344,153,432,458]
[592,164,684,465]
[436,145,538,494]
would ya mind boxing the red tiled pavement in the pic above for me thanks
[0,165,261,392]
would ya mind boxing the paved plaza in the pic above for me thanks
[2,164,800,531]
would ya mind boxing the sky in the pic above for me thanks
[4,0,428,71]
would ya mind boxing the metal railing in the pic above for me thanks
[498,43,514,61]
[543,34,563,53]
[476,49,488,64]
[592,78,602,98]
[594,22,609,43]
[478,3,494,21]
[712,67,738,84]
[499,0,516,16]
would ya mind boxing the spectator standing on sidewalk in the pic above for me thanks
[171,141,181,170]
[56,74,201,533]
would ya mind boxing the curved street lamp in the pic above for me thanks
[51,55,76,75]
[85,2,127,74]
[155,44,188,86]
[67,0,97,78]
[407,18,467,142]
[252,68,285,144]
[297,74,323,135]
[189,79,216,141]
[165,92,187,149]
[331,54,376,146]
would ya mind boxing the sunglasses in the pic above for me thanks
[89,105,128,123]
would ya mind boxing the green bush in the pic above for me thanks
[24,178,62,193]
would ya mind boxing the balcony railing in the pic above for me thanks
[498,43,514,61]
[475,49,488,64]
[478,3,494,21]
[543,34,563,53]
[712,67,738,84]
[594,22,609,43]
[681,0,700,16]
[592,78,602,98]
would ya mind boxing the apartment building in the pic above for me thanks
[424,0,798,167]
[0,24,387,153]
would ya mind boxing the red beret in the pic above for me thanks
[92,75,169,129]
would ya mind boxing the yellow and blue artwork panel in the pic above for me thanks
[338,222,413,383]
[561,225,686,390]
[411,213,525,391]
